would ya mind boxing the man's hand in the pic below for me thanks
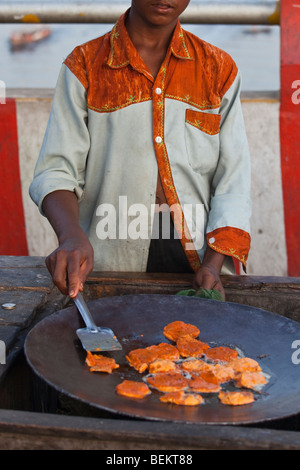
[45,231,94,297]
[42,190,94,298]
[193,246,226,299]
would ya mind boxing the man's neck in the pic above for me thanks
[125,10,177,78]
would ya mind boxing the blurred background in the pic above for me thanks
[0,0,280,91]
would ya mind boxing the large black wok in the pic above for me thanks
[24,294,300,425]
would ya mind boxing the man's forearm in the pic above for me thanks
[42,190,83,241]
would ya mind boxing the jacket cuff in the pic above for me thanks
[206,226,251,271]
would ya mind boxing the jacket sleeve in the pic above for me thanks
[29,62,90,214]
[206,71,251,270]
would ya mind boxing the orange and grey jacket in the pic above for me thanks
[30,10,251,274]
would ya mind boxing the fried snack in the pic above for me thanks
[125,348,154,373]
[180,359,215,374]
[176,334,210,358]
[126,342,180,373]
[189,371,221,393]
[211,364,236,383]
[146,371,189,392]
[160,390,204,406]
[116,380,151,399]
[228,357,262,373]
[235,371,267,390]
[85,351,119,373]
[218,390,255,406]
[148,359,178,374]
[163,320,200,342]
[204,346,238,363]
[147,343,180,362]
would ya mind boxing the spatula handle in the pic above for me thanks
[74,292,98,332]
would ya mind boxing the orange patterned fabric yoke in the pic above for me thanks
[64,12,237,115]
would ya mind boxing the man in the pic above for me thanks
[30,0,251,299]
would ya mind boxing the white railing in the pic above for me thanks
[0,2,280,25]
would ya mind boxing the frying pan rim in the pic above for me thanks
[24,293,300,426]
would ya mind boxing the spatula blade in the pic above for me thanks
[76,327,122,352]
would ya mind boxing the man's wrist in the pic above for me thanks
[202,246,225,273]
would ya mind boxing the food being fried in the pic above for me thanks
[211,364,236,383]
[160,390,204,406]
[116,380,151,399]
[85,351,119,373]
[148,359,178,374]
[180,359,215,374]
[126,348,154,373]
[204,346,238,363]
[117,320,269,407]
[126,342,180,373]
[218,390,255,406]
[147,343,180,362]
[189,371,221,393]
[163,320,200,342]
[146,371,189,392]
[235,371,267,390]
[228,357,262,373]
[176,334,210,358]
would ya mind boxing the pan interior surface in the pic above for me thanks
[24,294,300,425]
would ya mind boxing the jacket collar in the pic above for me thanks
[107,9,193,70]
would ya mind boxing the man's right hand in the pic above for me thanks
[45,231,94,297]
[42,190,94,298]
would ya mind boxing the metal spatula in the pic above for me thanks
[74,292,122,352]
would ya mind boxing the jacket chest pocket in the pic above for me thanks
[185,109,221,175]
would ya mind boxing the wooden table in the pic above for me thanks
[0,255,300,450]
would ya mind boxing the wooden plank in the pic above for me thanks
[0,257,51,291]
[0,408,299,450]
[0,290,48,327]
[0,255,47,269]
[83,272,300,320]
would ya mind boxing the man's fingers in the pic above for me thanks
[77,259,93,291]
[65,251,83,297]
[45,248,81,296]
[47,251,69,295]
[67,251,94,297]
[45,238,94,297]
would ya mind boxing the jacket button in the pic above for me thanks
[155,87,162,95]
[155,136,162,144]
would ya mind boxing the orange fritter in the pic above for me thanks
[146,371,189,392]
[211,364,235,383]
[228,357,262,374]
[176,335,210,358]
[235,371,267,390]
[147,343,180,362]
[115,380,151,399]
[218,390,255,406]
[180,359,215,374]
[204,346,238,363]
[189,371,221,393]
[126,342,179,373]
[160,391,204,406]
[148,359,178,374]
[163,320,200,342]
[85,351,119,373]
[126,348,154,373]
